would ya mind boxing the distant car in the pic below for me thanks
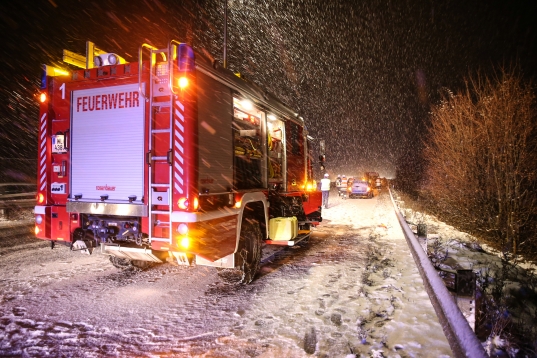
[0,183,36,212]
[349,180,373,199]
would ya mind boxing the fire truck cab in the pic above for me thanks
[35,40,322,283]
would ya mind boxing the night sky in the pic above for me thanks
[1,0,536,181]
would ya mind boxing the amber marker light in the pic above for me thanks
[178,76,188,88]
[39,93,47,103]
[180,236,190,249]
[34,226,40,235]
[37,193,45,204]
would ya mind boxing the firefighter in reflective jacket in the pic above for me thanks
[340,175,348,188]
[320,173,331,209]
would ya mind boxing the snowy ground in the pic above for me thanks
[393,191,537,357]
[0,190,453,357]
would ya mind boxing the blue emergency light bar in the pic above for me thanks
[176,44,195,72]
[41,65,70,89]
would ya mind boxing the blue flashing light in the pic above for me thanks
[41,64,47,90]
[177,44,195,72]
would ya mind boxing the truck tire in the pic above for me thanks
[109,256,155,271]
[109,256,132,269]
[236,218,262,284]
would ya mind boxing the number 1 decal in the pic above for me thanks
[59,83,65,99]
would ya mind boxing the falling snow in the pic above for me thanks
[1,0,536,181]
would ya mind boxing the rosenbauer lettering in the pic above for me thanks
[76,91,140,112]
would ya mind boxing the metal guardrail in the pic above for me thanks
[0,197,35,210]
[389,189,488,358]
[0,183,36,211]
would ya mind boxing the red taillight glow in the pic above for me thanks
[37,193,45,204]
[39,93,47,103]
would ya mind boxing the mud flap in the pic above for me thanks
[169,251,195,266]
[72,240,94,255]
[196,253,235,268]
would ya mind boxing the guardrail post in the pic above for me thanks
[456,269,477,332]
[417,223,427,236]
[417,224,428,252]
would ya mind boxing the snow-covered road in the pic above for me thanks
[0,190,452,357]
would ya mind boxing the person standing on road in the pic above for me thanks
[340,175,348,188]
[320,173,331,209]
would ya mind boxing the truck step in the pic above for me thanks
[265,231,311,246]
[149,237,171,242]
[151,183,170,188]
[151,210,170,215]
[101,244,164,262]
[152,222,170,229]
[152,100,171,107]
[151,129,171,134]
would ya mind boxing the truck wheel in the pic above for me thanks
[109,256,132,269]
[236,218,262,284]
[131,260,156,270]
[218,217,262,284]
[109,256,155,270]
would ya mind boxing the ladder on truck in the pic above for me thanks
[140,42,176,245]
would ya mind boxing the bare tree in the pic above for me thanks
[424,69,537,258]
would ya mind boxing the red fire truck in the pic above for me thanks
[35,40,322,283]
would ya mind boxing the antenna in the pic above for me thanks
[223,0,228,69]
